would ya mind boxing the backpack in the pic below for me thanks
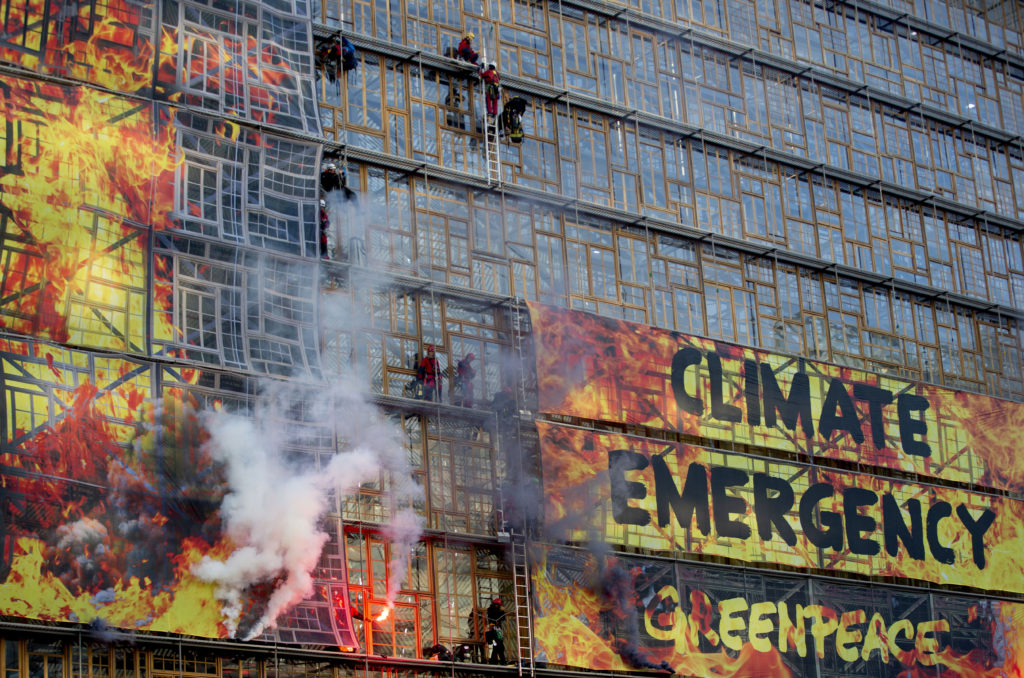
[404,377,424,399]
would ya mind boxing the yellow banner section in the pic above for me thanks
[0,74,177,352]
[538,421,1024,595]
[528,302,1024,495]
[0,341,360,646]
[0,0,155,93]
[0,342,225,636]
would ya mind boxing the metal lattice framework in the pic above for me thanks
[156,0,321,134]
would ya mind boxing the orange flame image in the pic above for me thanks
[533,546,1024,677]
[0,74,179,349]
[0,377,249,638]
[528,302,1024,496]
[0,1,154,93]
[155,22,304,128]
[61,5,155,93]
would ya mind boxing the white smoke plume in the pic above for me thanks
[196,371,423,639]
[323,171,378,265]
[194,201,423,638]
[382,506,422,603]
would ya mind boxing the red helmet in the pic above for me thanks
[466,353,475,360]
[492,597,501,604]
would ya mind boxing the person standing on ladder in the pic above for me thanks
[481,63,500,119]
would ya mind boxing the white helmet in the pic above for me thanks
[324,162,337,171]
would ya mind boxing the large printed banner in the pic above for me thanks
[0,73,176,351]
[156,0,321,133]
[0,0,318,132]
[532,544,1024,677]
[0,72,320,364]
[0,0,156,94]
[528,302,1024,495]
[0,339,358,646]
[538,422,1024,595]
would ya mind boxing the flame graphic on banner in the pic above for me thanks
[532,546,1024,677]
[0,75,178,348]
[155,22,302,127]
[0,378,296,637]
[528,302,1024,495]
[0,537,227,635]
[0,0,154,93]
[930,388,1024,493]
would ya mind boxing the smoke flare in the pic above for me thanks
[194,375,423,638]
[195,292,424,638]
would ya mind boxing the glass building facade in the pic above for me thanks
[0,0,1023,675]
[317,0,1024,398]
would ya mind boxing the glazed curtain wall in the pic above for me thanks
[320,166,1024,403]
[315,0,1024,225]
[325,60,1024,270]
[316,0,1024,136]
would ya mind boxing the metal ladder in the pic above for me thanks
[506,297,533,676]
[484,113,501,185]
[511,535,534,676]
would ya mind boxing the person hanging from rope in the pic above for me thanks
[499,96,527,143]
[321,162,343,192]
[457,32,479,65]
[316,36,356,81]
[341,36,357,72]
[481,63,500,119]
[316,39,342,83]
[319,199,330,259]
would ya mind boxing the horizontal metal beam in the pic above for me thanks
[0,63,328,147]
[553,0,1023,145]
[844,0,1024,72]
[338,145,1024,322]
